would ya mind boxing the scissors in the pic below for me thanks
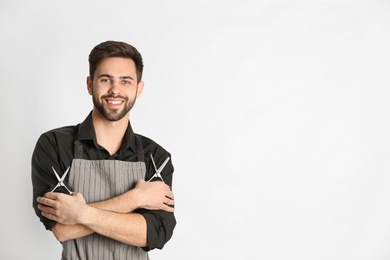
[51,166,73,195]
[147,154,170,183]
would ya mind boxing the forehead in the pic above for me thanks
[95,57,137,77]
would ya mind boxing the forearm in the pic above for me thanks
[89,190,139,213]
[80,206,147,247]
[53,211,146,246]
[52,223,93,242]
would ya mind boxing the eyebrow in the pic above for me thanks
[97,74,135,81]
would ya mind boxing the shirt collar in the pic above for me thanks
[77,111,137,154]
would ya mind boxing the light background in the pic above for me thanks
[1,0,390,259]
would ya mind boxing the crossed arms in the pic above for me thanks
[32,131,176,250]
[37,179,175,248]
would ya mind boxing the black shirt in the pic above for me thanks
[31,112,176,251]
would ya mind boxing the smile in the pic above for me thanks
[108,100,122,105]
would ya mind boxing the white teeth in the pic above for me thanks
[108,101,121,104]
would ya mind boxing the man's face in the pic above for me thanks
[87,57,144,121]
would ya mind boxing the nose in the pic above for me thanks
[108,81,121,95]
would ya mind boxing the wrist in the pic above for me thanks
[123,188,141,212]
[78,204,94,225]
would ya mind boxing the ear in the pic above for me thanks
[86,76,93,95]
[136,81,145,98]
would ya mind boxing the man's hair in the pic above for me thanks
[88,41,144,83]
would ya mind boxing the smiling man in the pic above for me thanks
[31,41,176,260]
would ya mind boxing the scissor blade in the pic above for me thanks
[157,157,170,173]
[148,155,170,183]
[51,166,61,181]
[60,166,71,181]
[150,154,158,172]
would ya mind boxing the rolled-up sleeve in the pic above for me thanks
[139,209,176,251]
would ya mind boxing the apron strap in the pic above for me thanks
[135,135,144,162]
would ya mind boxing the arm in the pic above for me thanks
[136,144,177,250]
[79,205,148,247]
[38,179,174,245]
[32,132,74,231]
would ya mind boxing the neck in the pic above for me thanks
[91,109,130,155]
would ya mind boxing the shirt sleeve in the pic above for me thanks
[139,146,177,251]
[31,132,72,230]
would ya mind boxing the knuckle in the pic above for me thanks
[52,201,58,209]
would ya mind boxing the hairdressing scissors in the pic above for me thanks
[147,154,170,183]
[51,166,73,195]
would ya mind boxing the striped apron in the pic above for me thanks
[61,139,149,260]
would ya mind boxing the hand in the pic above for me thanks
[37,192,89,225]
[133,179,175,213]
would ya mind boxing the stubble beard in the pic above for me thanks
[93,94,137,121]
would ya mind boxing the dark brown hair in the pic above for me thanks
[88,41,144,83]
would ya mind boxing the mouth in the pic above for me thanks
[108,100,122,105]
[106,99,124,107]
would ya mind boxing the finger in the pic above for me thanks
[165,191,174,200]
[41,211,59,222]
[43,192,61,199]
[163,203,175,213]
[165,197,175,206]
[37,196,55,207]
[38,204,56,215]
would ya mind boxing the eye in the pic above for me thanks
[100,78,110,83]
[122,80,131,85]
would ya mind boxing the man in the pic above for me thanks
[31,40,176,259]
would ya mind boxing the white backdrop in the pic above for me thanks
[1,0,390,259]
